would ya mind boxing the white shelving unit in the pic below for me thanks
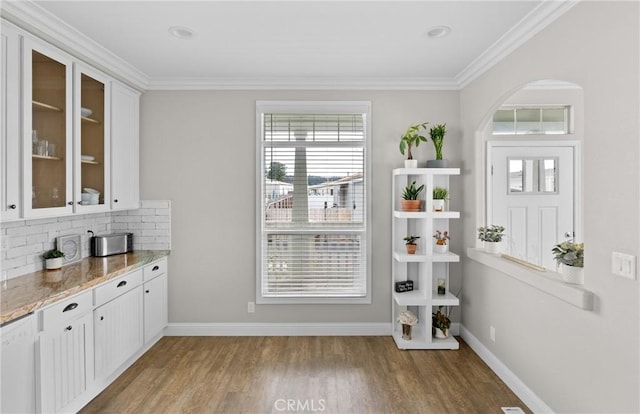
[391,168,460,350]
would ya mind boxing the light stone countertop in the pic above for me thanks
[1,250,170,326]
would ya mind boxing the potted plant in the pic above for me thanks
[43,249,65,270]
[477,225,505,254]
[432,187,449,212]
[397,310,418,340]
[552,240,584,285]
[432,306,451,339]
[399,122,428,168]
[433,230,449,253]
[403,235,420,254]
[401,181,424,212]
[426,123,448,168]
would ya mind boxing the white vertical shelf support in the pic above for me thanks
[391,168,461,350]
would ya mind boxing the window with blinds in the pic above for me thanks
[256,101,371,303]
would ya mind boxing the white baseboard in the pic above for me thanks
[459,325,554,414]
[165,322,392,336]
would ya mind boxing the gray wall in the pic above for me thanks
[460,2,639,413]
[139,90,461,323]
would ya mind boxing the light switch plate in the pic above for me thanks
[612,252,637,280]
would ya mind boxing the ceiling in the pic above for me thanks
[5,1,575,89]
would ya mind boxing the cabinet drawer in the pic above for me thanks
[143,258,167,281]
[94,270,143,307]
[39,291,92,331]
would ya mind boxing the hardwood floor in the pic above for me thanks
[80,336,530,414]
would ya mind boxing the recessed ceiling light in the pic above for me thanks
[168,26,195,39]
[426,26,451,39]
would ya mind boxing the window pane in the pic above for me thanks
[264,114,364,142]
[541,159,556,192]
[263,233,365,297]
[493,109,515,134]
[516,108,541,134]
[508,159,523,192]
[542,108,568,134]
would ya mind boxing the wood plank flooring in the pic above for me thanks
[80,336,530,414]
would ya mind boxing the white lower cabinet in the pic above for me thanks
[38,311,94,413]
[1,314,37,414]
[143,271,168,343]
[94,286,143,380]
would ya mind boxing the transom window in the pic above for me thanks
[493,106,569,135]
[256,101,371,304]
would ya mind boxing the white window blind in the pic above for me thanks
[257,102,370,303]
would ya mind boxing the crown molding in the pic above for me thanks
[0,0,149,90]
[455,0,580,89]
[145,76,461,91]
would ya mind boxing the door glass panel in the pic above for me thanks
[80,74,105,205]
[32,51,66,209]
[508,157,558,194]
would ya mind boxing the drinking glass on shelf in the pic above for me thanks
[37,140,48,156]
[32,130,38,154]
[48,143,56,158]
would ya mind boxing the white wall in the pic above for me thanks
[460,2,639,412]
[139,90,462,324]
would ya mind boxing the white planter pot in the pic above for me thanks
[560,264,584,285]
[432,199,445,212]
[433,244,448,254]
[483,241,500,254]
[45,257,63,270]
[404,159,418,169]
[434,327,448,339]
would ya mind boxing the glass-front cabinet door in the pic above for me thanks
[74,64,109,212]
[22,38,73,217]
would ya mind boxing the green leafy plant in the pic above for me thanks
[429,123,447,160]
[403,235,420,245]
[552,240,584,268]
[42,249,64,259]
[433,230,449,245]
[477,225,505,242]
[432,187,449,200]
[399,122,428,160]
[432,306,451,333]
[402,181,425,200]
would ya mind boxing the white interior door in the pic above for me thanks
[490,143,575,269]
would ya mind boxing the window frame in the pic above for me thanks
[255,101,372,305]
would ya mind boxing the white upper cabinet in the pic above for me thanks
[110,81,140,211]
[1,21,22,220]
[22,36,75,218]
[74,63,111,214]
[0,18,141,221]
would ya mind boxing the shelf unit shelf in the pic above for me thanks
[32,100,62,112]
[81,116,100,124]
[32,154,63,161]
[391,167,460,350]
[81,159,100,165]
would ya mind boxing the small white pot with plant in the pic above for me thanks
[432,306,451,339]
[397,310,419,340]
[399,122,428,168]
[552,240,584,284]
[433,230,449,253]
[43,249,65,270]
[477,225,505,254]
[432,187,449,212]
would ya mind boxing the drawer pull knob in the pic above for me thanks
[63,303,78,312]
[114,199,118,203]
[100,316,104,321]
[8,204,16,209]
[152,265,159,271]
[145,290,150,293]
[65,326,72,331]
[117,280,127,288]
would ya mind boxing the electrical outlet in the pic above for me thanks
[490,326,496,342]
[247,301,255,313]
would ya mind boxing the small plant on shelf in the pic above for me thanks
[432,187,449,212]
[399,122,428,166]
[403,235,420,254]
[42,249,64,259]
[433,230,450,253]
[401,181,424,212]
[551,240,584,268]
[432,306,451,338]
[429,123,447,160]
[397,310,419,340]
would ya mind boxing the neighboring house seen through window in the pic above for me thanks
[256,101,371,304]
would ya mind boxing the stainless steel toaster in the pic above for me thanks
[90,233,133,257]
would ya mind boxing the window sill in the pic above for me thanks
[466,248,594,310]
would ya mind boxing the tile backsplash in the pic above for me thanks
[0,200,171,281]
